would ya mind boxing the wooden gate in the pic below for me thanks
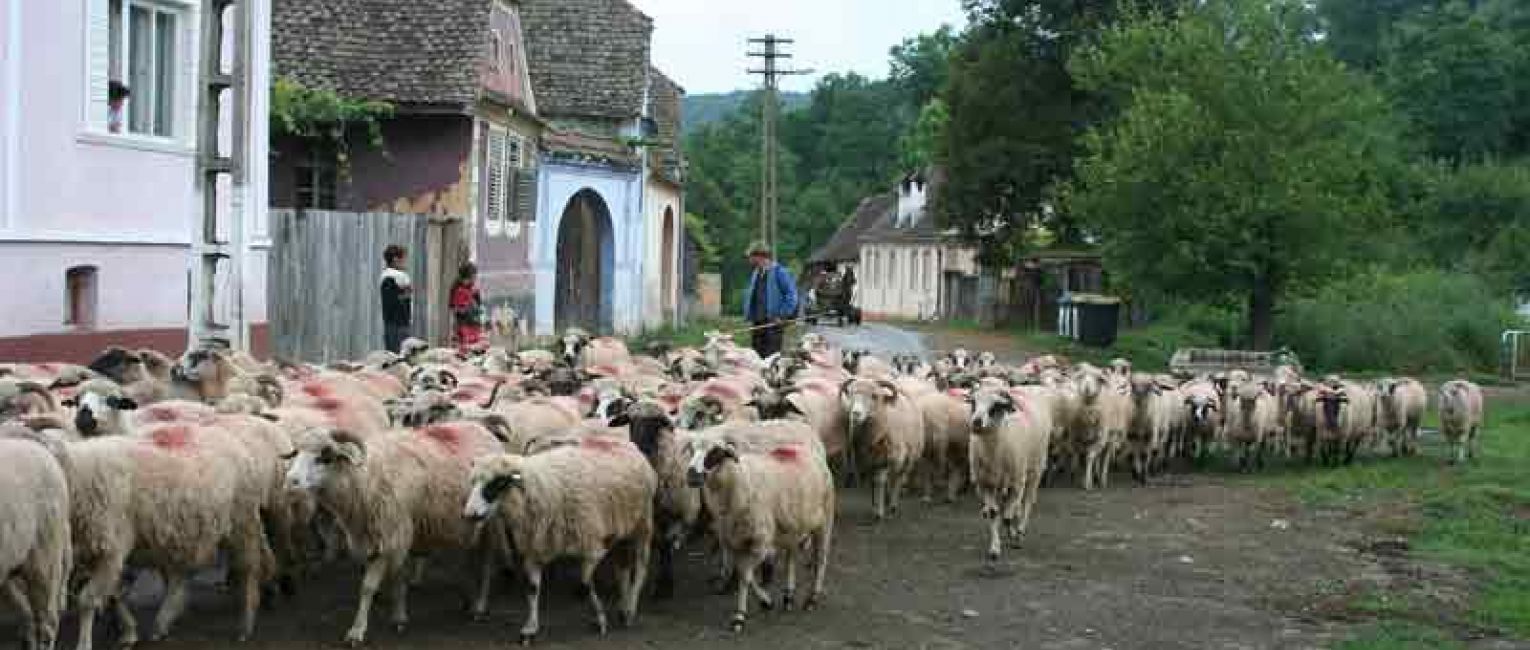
[268,210,467,363]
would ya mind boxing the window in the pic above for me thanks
[65,266,99,328]
[485,125,528,236]
[106,0,183,137]
[294,148,338,210]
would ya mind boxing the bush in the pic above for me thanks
[1277,270,1514,374]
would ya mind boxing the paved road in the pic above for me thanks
[808,323,931,359]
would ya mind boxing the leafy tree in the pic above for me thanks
[270,76,393,165]
[899,98,949,169]
[1064,0,1403,349]
[889,25,960,107]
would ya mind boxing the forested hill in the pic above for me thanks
[682,90,809,134]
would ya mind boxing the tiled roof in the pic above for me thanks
[542,128,639,168]
[649,67,684,183]
[520,0,653,120]
[273,0,490,106]
[809,193,895,263]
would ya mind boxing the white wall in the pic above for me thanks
[532,161,645,336]
[0,0,267,340]
[642,180,681,330]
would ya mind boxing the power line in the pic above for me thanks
[747,34,811,258]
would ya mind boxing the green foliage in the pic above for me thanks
[1264,404,1530,641]
[626,316,744,352]
[1063,0,1403,347]
[683,212,719,271]
[1277,269,1515,374]
[270,76,393,159]
[889,25,960,107]
[1408,160,1530,293]
[681,91,808,135]
[899,98,949,170]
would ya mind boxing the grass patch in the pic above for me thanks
[624,317,747,352]
[1258,404,1530,645]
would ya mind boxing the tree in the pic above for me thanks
[899,98,949,170]
[1064,0,1403,349]
[889,25,959,107]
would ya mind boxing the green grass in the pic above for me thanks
[1256,405,1530,647]
[624,316,747,352]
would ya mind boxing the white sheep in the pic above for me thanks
[966,386,1052,561]
[1438,380,1484,464]
[1125,373,1177,484]
[0,427,72,650]
[915,388,971,502]
[1221,380,1280,471]
[684,433,834,632]
[464,438,657,644]
[840,378,925,519]
[285,423,508,646]
[1375,377,1427,457]
[1071,366,1133,490]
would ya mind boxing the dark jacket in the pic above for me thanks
[742,262,799,323]
[380,268,412,326]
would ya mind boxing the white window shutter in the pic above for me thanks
[86,0,111,130]
[484,127,507,236]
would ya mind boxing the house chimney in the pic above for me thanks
[896,173,927,229]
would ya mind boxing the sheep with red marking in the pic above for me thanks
[677,377,758,431]
[966,386,1052,562]
[684,429,834,633]
[915,388,971,502]
[1438,380,1484,464]
[0,426,72,650]
[63,420,271,650]
[285,422,508,646]
[464,436,656,645]
[491,396,585,452]
[840,378,925,520]
[749,381,850,479]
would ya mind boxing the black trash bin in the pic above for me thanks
[1074,295,1121,347]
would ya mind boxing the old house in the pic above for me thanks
[854,171,980,321]
[520,0,680,335]
[0,0,271,361]
[808,192,895,278]
[643,68,686,327]
[271,0,544,325]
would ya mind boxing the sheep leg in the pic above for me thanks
[779,547,798,612]
[806,523,831,611]
[981,491,1003,562]
[150,572,189,642]
[622,532,651,627]
[872,469,889,521]
[579,554,609,635]
[653,538,676,600]
[344,556,393,646]
[730,554,765,632]
[519,563,542,645]
[389,566,411,634]
[1083,447,1100,491]
[5,580,36,650]
[888,467,909,516]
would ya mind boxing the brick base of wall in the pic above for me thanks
[0,324,270,364]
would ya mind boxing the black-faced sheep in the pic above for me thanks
[840,378,925,519]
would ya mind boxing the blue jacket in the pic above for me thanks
[742,262,799,323]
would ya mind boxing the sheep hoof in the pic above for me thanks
[393,622,407,635]
[758,595,775,611]
[804,594,821,611]
[591,617,608,636]
[344,636,365,648]
[471,610,491,624]
[518,632,537,646]
[781,591,796,612]
[729,615,746,633]
[618,610,635,628]
[986,549,1001,564]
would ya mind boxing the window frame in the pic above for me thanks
[64,266,100,329]
[89,0,194,146]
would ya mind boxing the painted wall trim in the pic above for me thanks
[0,232,195,246]
[2,0,20,230]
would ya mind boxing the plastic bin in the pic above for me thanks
[1073,294,1121,347]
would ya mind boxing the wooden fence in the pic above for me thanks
[268,210,467,363]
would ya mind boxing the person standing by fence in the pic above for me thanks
[742,241,798,359]
[450,262,487,352]
[380,245,413,353]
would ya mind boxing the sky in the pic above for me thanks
[628,0,968,95]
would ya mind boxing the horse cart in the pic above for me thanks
[803,271,861,327]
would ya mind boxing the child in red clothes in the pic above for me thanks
[450,262,486,352]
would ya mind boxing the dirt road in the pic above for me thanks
[9,324,1489,650]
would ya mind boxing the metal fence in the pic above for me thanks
[268,210,467,363]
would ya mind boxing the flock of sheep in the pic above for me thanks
[0,329,1490,650]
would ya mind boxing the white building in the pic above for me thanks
[0,0,269,361]
[854,171,980,321]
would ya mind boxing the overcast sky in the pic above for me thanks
[629,0,968,94]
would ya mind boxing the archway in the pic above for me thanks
[661,207,676,321]
[555,189,614,332]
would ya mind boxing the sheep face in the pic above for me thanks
[968,388,1015,433]
[539,366,582,397]
[751,388,805,421]
[684,438,738,487]
[1128,373,1163,407]
[410,366,459,393]
[399,338,431,364]
[1314,389,1349,430]
[73,382,138,437]
[559,330,591,366]
[1184,394,1218,427]
[948,348,972,370]
[285,430,366,491]
[388,391,459,428]
[590,379,629,419]
[677,395,725,431]
[1074,369,1107,403]
[976,352,998,369]
[0,380,56,420]
[175,349,223,384]
[763,354,805,388]
[464,454,526,521]
[1109,358,1132,376]
[841,349,868,374]
[88,347,148,384]
[841,379,898,429]
[611,401,672,457]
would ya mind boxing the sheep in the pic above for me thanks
[677,377,758,430]
[1125,373,1177,484]
[975,351,999,370]
[747,382,850,485]
[965,386,1052,562]
[608,400,701,598]
[1221,380,1280,472]
[1071,366,1133,490]
[464,439,656,644]
[1179,379,1222,463]
[684,433,834,632]
[0,379,63,421]
[66,421,270,650]
[285,423,508,646]
[1280,381,1320,462]
[840,378,925,519]
[1108,358,1132,379]
[1312,381,1376,465]
[1438,380,1484,464]
[947,348,973,371]
[851,354,896,380]
[492,397,585,452]
[1375,377,1427,457]
[915,389,971,502]
[174,347,251,402]
[0,427,72,650]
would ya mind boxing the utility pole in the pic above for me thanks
[747,34,810,257]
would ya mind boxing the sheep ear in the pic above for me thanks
[107,396,139,411]
[609,413,632,427]
[335,441,366,465]
[440,371,459,388]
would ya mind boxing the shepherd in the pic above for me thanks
[741,241,798,359]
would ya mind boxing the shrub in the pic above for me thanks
[1277,269,1514,374]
